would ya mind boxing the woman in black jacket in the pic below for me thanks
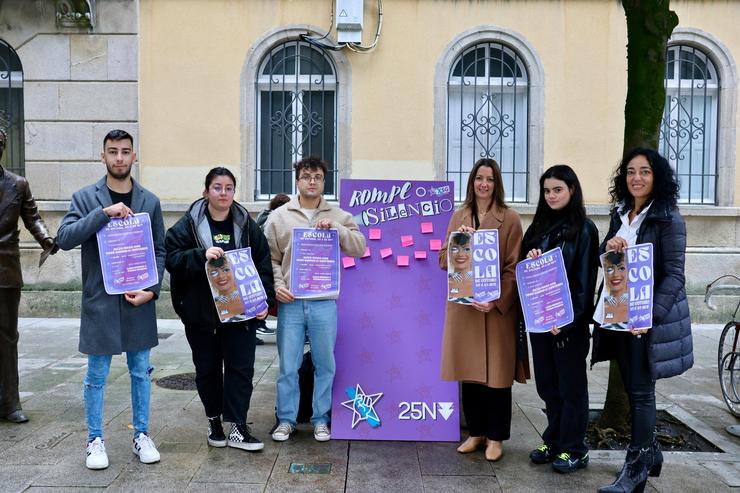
[593,149,693,493]
[522,165,599,474]
[165,167,275,452]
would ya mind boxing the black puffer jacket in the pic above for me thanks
[522,217,600,337]
[165,199,275,330]
[591,203,693,380]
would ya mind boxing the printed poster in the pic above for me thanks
[290,228,340,299]
[447,229,501,304]
[595,243,654,330]
[96,212,158,295]
[516,247,574,333]
[206,247,268,323]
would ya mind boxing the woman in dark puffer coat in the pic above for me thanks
[592,148,692,493]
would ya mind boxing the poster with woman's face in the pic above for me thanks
[447,232,474,303]
[601,250,629,326]
[207,256,247,323]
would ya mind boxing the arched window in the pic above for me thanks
[256,40,337,199]
[660,44,720,204]
[0,39,24,176]
[447,42,529,202]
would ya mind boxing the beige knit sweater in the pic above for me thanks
[264,194,366,299]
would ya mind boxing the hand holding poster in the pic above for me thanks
[206,247,268,323]
[516,247,574,333]
[96,212,158,295]
[595,243,654,330]
[447,229,500,304]
[290,228,340,299]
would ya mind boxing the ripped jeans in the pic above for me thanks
[84,350,152,442]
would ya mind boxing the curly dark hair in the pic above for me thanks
[608,148,679,213]
[294,155,328,180]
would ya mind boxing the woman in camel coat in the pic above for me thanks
[439,158,529,461]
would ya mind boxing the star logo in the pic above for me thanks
[341,384,383,429]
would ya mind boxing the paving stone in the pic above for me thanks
[191,447,277,484]
[422,475,502,493]
[417,441,494,476]
[347,441,422,493]
[0,465,50,493]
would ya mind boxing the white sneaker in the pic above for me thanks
[271,422,295,442]
[85,437,109,470]
[313,423,331,442]
[133,433,160,464]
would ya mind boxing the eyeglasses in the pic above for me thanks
[298,174,325,183]
[211,186,235,195]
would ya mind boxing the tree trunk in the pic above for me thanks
[598,0,678,433]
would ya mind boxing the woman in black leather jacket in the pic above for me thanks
[593,148,692,493]
[522,165,599,474]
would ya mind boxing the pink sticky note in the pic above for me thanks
[421,222,434,234]
[369,228,382,240]
[380,248,393,259]
[415,250,427,260]
[361,247,371,258]
[429,239,442,251]
[401,235,414,247]
[396,255,409,267]
[342,257,356,269]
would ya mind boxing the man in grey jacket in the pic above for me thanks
[57,130,165,470]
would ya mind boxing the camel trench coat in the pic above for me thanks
[439,206,529,388]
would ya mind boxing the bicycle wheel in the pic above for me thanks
[719,350,740,418]
[718,321,739,380]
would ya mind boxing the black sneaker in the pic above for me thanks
[529,443,557,464]
[207,416,226,447]
[256,337,265,346]
[228,423,264,451]
[552,452,589,473]
[256,321,276,336]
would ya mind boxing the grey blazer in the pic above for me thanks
[57,176,166,355]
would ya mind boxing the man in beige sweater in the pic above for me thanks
[264,156,365,442]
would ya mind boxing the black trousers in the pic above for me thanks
[530,329,590,456]
[461,382,512,441]
[0,288,21,416]
[615,332,656,449]
[184,322,257,424]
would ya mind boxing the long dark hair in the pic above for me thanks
[525,164,586,249]
[461,158,507,221]
[608,148,679,213]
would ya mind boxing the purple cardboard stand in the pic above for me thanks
[334,179,459,441]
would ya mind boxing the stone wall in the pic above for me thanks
[0,0,139,200]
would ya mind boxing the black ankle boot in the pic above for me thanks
[598,446,650,493]
[648,438,662,477]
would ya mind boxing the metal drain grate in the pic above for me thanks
[155,372,197,390]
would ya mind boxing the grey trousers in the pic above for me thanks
[0,288,21,416]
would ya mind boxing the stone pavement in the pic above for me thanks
[1,319,738,493]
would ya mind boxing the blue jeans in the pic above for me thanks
[276,299,337,426]
[84,350,153,441]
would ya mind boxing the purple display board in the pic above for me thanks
[472,229,501,303]
[516,247,574,333]
[334,179,459,442]
[206,248,268,323]
[596,243,654,330]
[290,228,340,299]
[96,212,158,295]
